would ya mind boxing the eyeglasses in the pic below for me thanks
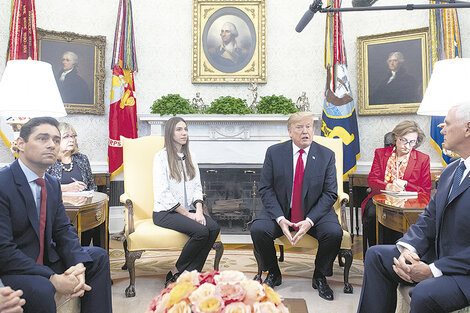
[62,134,77,140]
[398,137,417,147]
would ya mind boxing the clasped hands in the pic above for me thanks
[49,263,91,299]
[279,218,312,246]
[392,248,433,284]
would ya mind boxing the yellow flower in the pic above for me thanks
[263,284,281,305]
[195,295,224,313]
[189,283,216,304]
[169,282,196,307]
[167,301,191,313]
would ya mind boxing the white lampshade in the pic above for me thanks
[0,59,66,117]
[417,58,470,116]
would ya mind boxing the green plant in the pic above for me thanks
[204,96,254,115]
[150,94,197,116]
[256,95,298,114]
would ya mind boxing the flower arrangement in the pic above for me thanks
[146,270,289,313]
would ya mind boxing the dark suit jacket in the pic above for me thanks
[369,68,420,105]
[361,146,431,215]
[258,140,339,226]
[0,160,92,278]
[400,159,470,301]
[56,68,92,104]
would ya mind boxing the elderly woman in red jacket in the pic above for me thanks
[361,120,431,253]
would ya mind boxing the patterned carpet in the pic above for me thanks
[109,247,364,287]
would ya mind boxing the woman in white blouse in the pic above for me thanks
[153,117,220,286]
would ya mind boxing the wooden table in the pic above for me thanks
[92,173,111,196]
[64,192,109,251]
[373,193,429,244]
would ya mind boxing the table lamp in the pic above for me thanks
[0,59,66,149]
[417,58,470,116]
[417,58,470,158]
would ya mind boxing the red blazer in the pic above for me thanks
[361,146,431,216]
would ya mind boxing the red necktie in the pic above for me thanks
[34,178,47,264]
[291,149,304,230]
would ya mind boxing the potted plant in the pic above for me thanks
[150,94,198,116]
[256,95,298,114]
[204,96,254,115]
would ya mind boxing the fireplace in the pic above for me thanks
[200,164,262,234]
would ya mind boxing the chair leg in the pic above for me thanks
[338,249,353,294]
[124,247,143,298]
[212,241,224,271]
[278,245,284,262]
[121,239,128,270]
[253,246,263,283]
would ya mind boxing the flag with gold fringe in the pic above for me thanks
[108,0,138,180]
[321,0,360,180]
[428,1,461,166]
[0,0,38,154]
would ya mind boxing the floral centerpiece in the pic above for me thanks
[146,270,289,313]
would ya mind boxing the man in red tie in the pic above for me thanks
[0,117,112,313]
[250,112,342,301]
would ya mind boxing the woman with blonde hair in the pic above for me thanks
[153,117,220,286]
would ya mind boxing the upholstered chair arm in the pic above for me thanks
[120,193,136,235]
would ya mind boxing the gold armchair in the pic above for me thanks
[254,136,353,293]
[120,136,224,297]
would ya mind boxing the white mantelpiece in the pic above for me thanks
[138,114,320,164]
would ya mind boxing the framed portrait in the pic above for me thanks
[37,29,106,114]
[192,0,266,83]
[357,27,429,115]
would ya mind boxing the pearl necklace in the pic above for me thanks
[61,161,73,172]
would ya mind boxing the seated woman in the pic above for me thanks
[153,117,220,286]
[361,120,431,253]
[47,122,97,245]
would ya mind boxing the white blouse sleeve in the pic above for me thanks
[153,150,180,212]
[190,153,203,204]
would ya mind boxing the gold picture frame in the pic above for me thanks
[37,29,106,115]
[192,0,266,83]
[357,27,429,115]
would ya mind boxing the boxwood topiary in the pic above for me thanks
[150,94,197,116]
[256,95,298,114]
[205,96,254,115]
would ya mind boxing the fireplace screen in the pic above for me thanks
[200,165,262,234]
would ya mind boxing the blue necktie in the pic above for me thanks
[449,162,466,202]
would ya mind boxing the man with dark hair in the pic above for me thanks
[358,103,470,312]
[0,117,112,313]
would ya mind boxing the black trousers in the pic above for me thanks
[250,217,342,277]
[1,246,112,313]
[358,245,469,313]
[153,211,220,273]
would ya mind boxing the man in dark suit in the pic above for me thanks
[250,112,343,301]
[0,117,112,313]
[56,51,92,104]
[357,102,470,312]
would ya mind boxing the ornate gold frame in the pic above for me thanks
[37,29,106,114]
[357,27,429,115]
[192,0,266,83]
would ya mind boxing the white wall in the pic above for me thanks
[1,0,469,172]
